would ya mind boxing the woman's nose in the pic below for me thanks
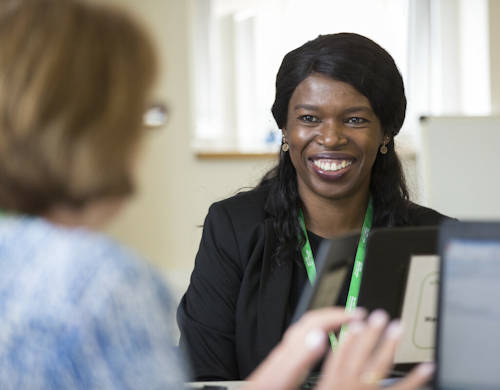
[316,121,348,147]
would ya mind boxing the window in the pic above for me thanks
[190,0,491,153]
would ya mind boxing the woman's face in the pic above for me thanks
[284,73,384,203]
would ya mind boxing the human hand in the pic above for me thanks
[314,310,434,390]
[242,307,365,390]
[243,308,433,390]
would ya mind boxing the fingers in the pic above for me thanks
[271,328,328,384]
[318,318,365,378]
[361,320,403,381]
[280,307,365,374]
[243,307,365,390]
[246,307,433,390]
[389,363,435,390]
[343,310,390,376]
[316,310,418,390]
[243,331,326,390]
[284,307,367,341]
[318,309,389,381]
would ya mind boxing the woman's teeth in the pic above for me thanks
[313,159,352,172]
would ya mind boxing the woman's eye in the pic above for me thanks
[346,117,367,125]
[299,115,320,123]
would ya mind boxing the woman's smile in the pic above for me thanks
[309,153,355,180]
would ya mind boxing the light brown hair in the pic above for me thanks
[0,0,157,215]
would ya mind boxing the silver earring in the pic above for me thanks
[281,136,289,152]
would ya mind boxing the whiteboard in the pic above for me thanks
[419,116,500,220]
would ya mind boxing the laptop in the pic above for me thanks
[434,221,500,390]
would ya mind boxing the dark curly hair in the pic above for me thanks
[256,33,410,265]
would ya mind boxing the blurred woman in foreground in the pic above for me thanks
[0,0,432,389]
[0,0,185,388]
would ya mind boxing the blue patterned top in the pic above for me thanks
[0,215,187,389]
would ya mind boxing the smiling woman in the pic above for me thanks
[177,32,452,381]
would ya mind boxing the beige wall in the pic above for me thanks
[102,0,275,299]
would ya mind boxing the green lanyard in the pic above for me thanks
[299,197,373,350]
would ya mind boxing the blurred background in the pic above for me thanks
[99,0,500,305]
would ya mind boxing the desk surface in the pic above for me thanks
[187,381,245,390]
[187,381,431,390]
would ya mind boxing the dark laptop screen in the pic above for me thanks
[438,239,500,390]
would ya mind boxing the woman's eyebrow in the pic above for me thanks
[293,104,319,111]
[343,106,373,114]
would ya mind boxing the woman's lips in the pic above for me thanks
[309,157,354,179]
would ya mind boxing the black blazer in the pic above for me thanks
[177,187,449,381]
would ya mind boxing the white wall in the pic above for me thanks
[490,0,500,113]
[419,116,500,219]
[415,0,500,219]
[101,0,276,300]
